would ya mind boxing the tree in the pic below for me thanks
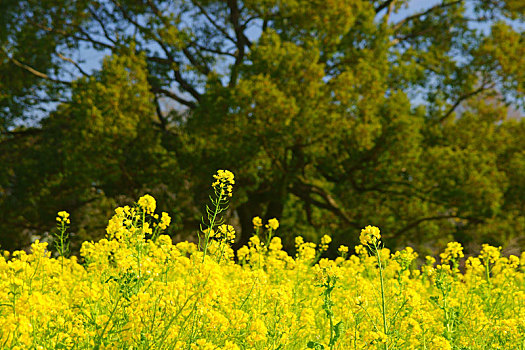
[1,0,524,253]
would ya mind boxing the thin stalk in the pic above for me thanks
[485,262,491,289]
[375,244,388,350]
[328,299,335,350]
[94,297,121,350]
[202,191,223,262]
[137,210,146,281]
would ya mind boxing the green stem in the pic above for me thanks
[202,191,223,262]
[137,210,145,280]
[485,262,491,288]
[329,311,334,350]
[375,244,388,350]
[94,297,120,350]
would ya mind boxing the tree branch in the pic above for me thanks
[190,0,237,44]
[26,17,116,51]
[227,0,252,87]
[153,95,168,130]
[111,0,202,102]
[189,41,237,57]
[150,86,196,108]
[87,5,118,46]
[392,214,477,237]
[145,0,211,76]
[290,180,361,229]
[438,83,495,123]
[182,47,211,75]
[56,52,90,77]
[1,48,72,86]
[375,0,396,14]
[393,0,463,32]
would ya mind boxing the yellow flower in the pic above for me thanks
[508,255,520,269]
[203,227,216,238]
[138,194,156,214]
[237,246,250,261]
[56,211,70,224]
[440,242,464,263]
[321,235,331,245]
[212,169,235,197]
[394,246,418,268]
[57,211,69,219]
[158,212,171,230]
[480,244,501,264]
[223,341,240,350]
[355,244,368,257]
[269,237,283,251]
[430,336,452,350]
[359,225,381,246]
[266,218,279,230]
[338,245,349,254]
[252,216,263,228]
[365,331,388,345]
[319,235,331,251]
[218,224,236,243]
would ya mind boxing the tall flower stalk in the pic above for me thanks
[201,170,235,262]
[55,211,70,273]
[360,225,388,350]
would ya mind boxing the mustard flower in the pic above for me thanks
[394,246,418,268]
[237,246,250,261]
[212,169,235,197]
[295,236,304,247]
[218,224,236,243]
[252,216,263,228]
[56,211,70,224]
[440,242,464,263]
[249,235,261,249]
[508,255,520,269]
[319,234,331,251]
[359,225,381,246]
[138,194,156,214]
[203,227,216,238]
[266,218,279,230]
[480,244,501,264]
[269,237,283,251]
[158,212,171,230]
[355,244,368,257]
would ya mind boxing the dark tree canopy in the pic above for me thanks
[1,0,524,254]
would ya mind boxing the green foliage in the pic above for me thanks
[0,0,524,253]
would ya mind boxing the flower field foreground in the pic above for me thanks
[1,172,524,350]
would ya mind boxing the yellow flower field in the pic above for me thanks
[1,171,524,349]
